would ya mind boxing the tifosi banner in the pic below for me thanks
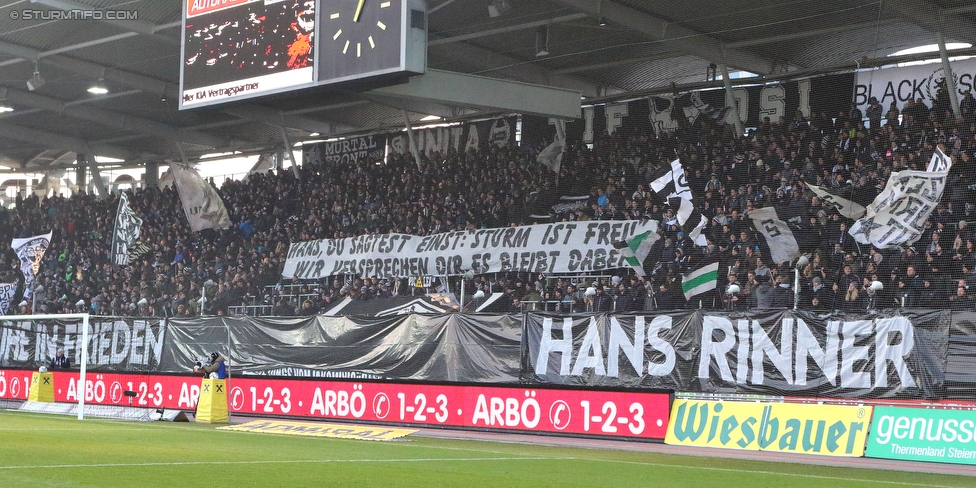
[0,318,166,371]
[522,310,949,399]
[282,220,659,279]
[666,399,871,457]
[387,117,517,157]
[303,134,387,167]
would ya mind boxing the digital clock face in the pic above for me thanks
[318,0,405,83]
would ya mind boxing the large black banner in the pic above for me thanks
[157,314,523,383]
[387,116,517,158]
[522,310,950,399]
[0,317,165,372]
[522,73,855,145]
[3,310,974,401]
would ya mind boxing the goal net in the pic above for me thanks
[0,313,164,421]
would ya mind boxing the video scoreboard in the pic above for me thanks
[180,0,426,109]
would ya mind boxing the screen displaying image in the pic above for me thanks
[181,0,315,108]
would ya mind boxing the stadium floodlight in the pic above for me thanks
[487,0,509,18]
[26,70,45,92]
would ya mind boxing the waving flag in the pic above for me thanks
[170,161,232,232]
[12,231,52,299]
[111,192,143,265]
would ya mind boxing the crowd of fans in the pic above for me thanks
[3,89,976,316]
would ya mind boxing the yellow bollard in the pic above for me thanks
[28,372,54,403]
[195,378,228,423]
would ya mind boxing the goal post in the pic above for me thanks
[1,313,90,419]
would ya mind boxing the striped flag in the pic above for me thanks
[613,229,658,277]
[651,159,706,246]
[682,261,719,300]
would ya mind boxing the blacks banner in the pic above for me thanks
[522,310,949,399]
[0,317,166,372]
[157,314,523,383]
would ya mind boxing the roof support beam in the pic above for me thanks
[428,13,588,46]
[372,69,581,119]
[885,0,976,44]
[429,36,606,97]
[29,0,181,45]
[221,105,364,135]
[0,87,239,149]
[0,120,141,161]
[551,0,778,74]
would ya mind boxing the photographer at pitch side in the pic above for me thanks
[194,352,227,379]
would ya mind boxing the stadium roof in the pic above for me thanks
[0,0,973,171]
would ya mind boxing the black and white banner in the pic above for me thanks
[849,151,949,249]
[11,231,51,300]
[4,311,974,400]
[170,161,232,232]
[0,317,166,371]
[111,192,143,266]
[282,220,660,279]
[551,196,589,216]
[520,74,855,144]
[388,117,517,158]
[522,310,949,399]
[854,58,976,113]
[303,134,387,167]
[748,206,801,265]
[0,283,15,315]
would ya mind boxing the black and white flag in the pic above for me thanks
[0,282,16,315]
[748,207,801,265]
[170,161,232,232]
[927,146,951,172]
[537,119,566,173]
[12,231,51,299]
[806,184,866,220]
[849,147,951,248]
[651,159,706,245]
[111,192,143,265]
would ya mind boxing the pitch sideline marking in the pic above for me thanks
[586,458,965,488]
[0,456,569,470]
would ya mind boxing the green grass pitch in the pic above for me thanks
[0,410,971,487]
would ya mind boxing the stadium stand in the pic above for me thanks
[2,98,974,317]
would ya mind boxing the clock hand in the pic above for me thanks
[354,0,365,22]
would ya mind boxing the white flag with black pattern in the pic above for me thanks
[111,191,143,265]
[11,231,52,299]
